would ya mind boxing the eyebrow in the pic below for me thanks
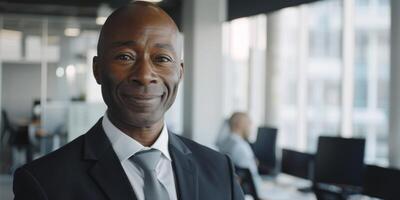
[110,40,176,52]
[154,43,176,52]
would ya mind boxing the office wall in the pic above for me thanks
[1,63,59,122]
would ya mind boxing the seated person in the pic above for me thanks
[218,112,262,191]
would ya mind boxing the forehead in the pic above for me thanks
[108,25,177,43]
[101,6,179,48]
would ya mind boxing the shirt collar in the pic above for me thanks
[230,132,245,142]
[102,113,171,162]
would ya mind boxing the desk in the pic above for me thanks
[257,174,316,200]
[253,174,380,200]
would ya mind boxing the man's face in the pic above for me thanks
[241,116,252,139]
[93,12,183,128]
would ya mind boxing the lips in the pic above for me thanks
[122,93,163,107]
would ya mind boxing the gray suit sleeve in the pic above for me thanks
[225,155,245,200]
[13,167,48,200]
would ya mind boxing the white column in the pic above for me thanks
[341,0,355,138]
[182,0,226,148]
[297,5,309,150]
[389,0,400,168]
[264,12,280,127]
[40,18,48,123]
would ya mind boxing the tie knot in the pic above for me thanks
[131,149,162,172]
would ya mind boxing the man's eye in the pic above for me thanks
[115,54,133,61]
[155,56,173,63]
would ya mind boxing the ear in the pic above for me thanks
[93,56,102,84]
[178,62,184,81]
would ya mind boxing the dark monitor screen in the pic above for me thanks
[314,136,365,187]
[363,165,400,199]
[251,127,277,170]
[281,149,314,180]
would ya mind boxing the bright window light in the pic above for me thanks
[66,65,76,78]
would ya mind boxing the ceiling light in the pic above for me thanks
[96,17,107,25]
[66,65,76,80]
[64,18,80,37]
[56,66,65,78]
[96,4,113,25]
[64,28,80,37]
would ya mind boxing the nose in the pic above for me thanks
[129,57,158,86]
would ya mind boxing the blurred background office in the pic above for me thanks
[0,0,399,199]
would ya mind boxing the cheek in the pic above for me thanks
[163,72,180,92]
[101,68,128,98]
[107,65,129,81]
[162,73,181,107]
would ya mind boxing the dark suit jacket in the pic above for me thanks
[13,119,245,200]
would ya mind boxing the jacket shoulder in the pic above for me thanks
[175,135,229,165]
[21,134,86,174]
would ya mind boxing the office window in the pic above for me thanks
[274,7,302,148]
[271,0,390,164]
[353,0,390,164]
[222,15,266,139]
[306,0,343,151]
[273,0,343,151]
[221,0,390,164]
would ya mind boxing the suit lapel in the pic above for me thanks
[169,133,198,200]
[83,119,137,200]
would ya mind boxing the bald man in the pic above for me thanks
[13,2,244,200]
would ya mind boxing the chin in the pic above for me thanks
[124,112,163,128]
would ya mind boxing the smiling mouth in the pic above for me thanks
[122,94,163,107]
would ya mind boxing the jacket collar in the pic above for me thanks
[83,118,137,200]
[168,133,199,200]
[83,118,199,200]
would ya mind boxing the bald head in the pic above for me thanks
[229,112,251,139]
[97,1,181,57]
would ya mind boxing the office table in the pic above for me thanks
[256,174,316,200]
[253,174,380,200]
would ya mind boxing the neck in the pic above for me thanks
[107,112,164,147]
[231,128,242,137]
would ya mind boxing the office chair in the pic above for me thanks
[363,164,400,200]
[235,166,259,200]
[251,126,278,175]
[0,110,32,172]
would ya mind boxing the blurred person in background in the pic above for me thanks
[218,112,262,191]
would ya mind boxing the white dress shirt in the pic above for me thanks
[102,114,178,200]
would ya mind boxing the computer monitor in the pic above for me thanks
[363,164,400,199]
[314,136,365,187]
[251,127,277,174]
[281,148,315,180]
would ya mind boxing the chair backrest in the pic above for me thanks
[235,166,259,200]
[1,110,15,144]
[251,126,277,174]
[363,164,400,199]
[281,148,315,180]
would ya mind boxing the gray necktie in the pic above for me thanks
[130,149,170,200]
